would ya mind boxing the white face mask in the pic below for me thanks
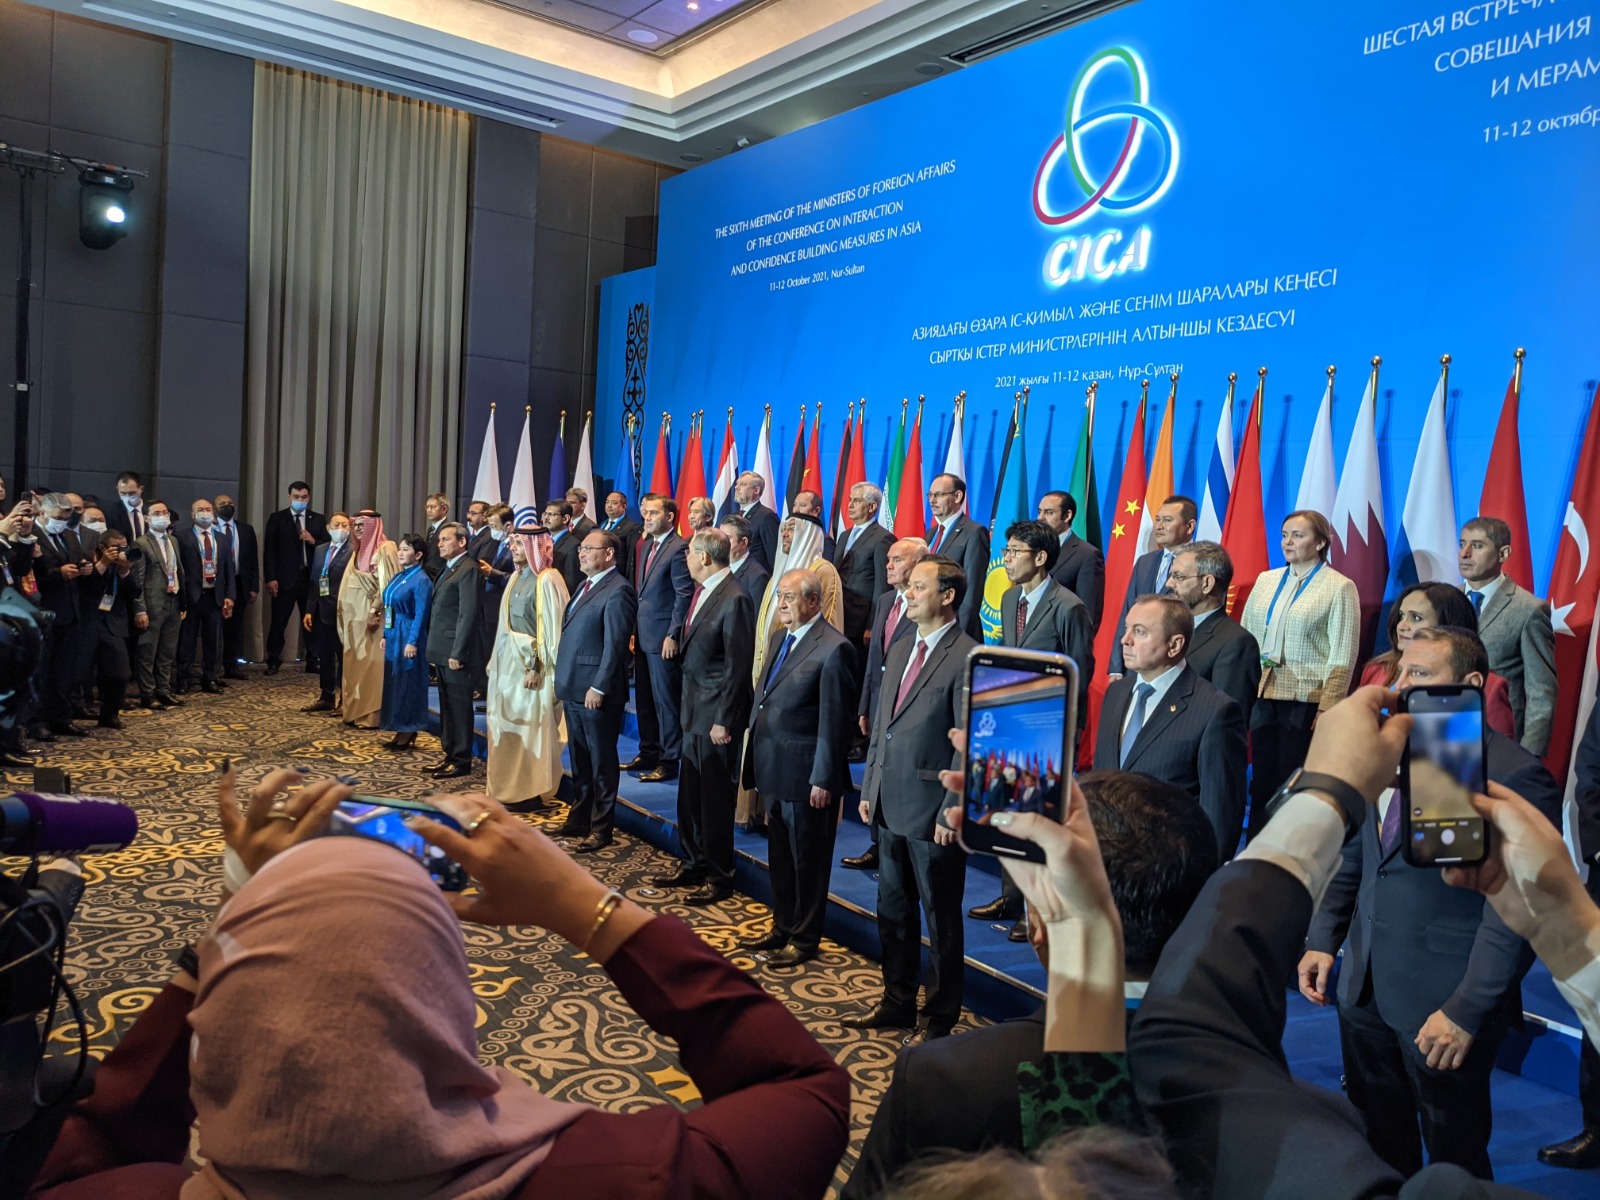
[329,528,349,546]
[193,513,214,528]
[489,527,508,542]
[149,516,171,532]
[44,517,68,535]
[14,535,35,544]
[84,520,107,534]
[121,494,141,508]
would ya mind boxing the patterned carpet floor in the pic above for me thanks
[22,668,989,1195]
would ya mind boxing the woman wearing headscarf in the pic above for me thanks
[380,532,433,751]
[486,525,569,810]
[338,509,398,729]
[25,773,849,1200]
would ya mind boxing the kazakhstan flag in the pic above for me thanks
[980,398,1029,643]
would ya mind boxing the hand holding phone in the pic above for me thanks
[1400,685,1489,868]
[328,797,468,890]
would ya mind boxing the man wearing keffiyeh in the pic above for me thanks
[338,509,398,728]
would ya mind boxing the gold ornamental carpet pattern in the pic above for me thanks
[23,672,988,1195]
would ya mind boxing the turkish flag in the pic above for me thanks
[1480,368,1535,592]
[1221,383,1270,618]
[1544,384,1600,781]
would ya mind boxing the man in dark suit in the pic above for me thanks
[106,471,147,543]
[721,513,769,606]
[924,474,988,638]
[832,482,895,659]
[175,499,238,695]
[626,496,694,782]
[792,489,835,560]
[847,555,977,1044]
[1108,494,1196,677]
[212,494,258,679]
[565,487,597,542]
[131,503,185,708]
[468,504,515,696]
[1037,489,1105,630]
[425,521,478,777]
[743,568,858,966]
[422,493,450,579]
[35,493,93,736]
[598,491,641,580]
[970,519,1095,935]
[83,529,140,729]
[542,500,583,594]
[844,768,1218,1199]
[262,481,328,674]
[300,513,352,710]
[1300,627,1562,1180]
[734,471,780,575]
[1165,540,1261,727]
[555,529,637,852]
[651,529,755,904]
[1093,594,1248,859]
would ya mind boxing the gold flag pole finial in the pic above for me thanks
[1257,367,1268,427]
[901,396,909,413]
[916,394,926,417]
[1369,356,1382,396]
[524,404,532,414]
[1021,384,1030,407]
[488,401,496,411]
[727,406,734,421]
[1512,347,1526,398]
[1168,372,1179,406]
[1327,364,1337,384]
[1086,381,1098,438]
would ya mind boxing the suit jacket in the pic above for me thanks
[857,588,917,721]
[746,621,856,806]
[175,526,238,608]
[833,522,894,644]
[1184,610,1262,729]
[473,533,515,634]
[37,528,90,625]
[217,519,259,600]
[1238,563,1361,709]
[550,530,583,594]
[729,555,770,609]
[301,540,350,623]
[1306,730,1561,1039]
[262,507,329,586]
[634,533,694,652]
[555,569,636,706]
[105,500,143,543]
[1108,546,1173,675]
[861,624,976,839]
[423,520,448,580]
[130,532,184,617]
[86,564,139,638]
[570,514,597,543]
[1001,580,1094,732]
[1093,665,1247,857]
[1473,577,1557,756]
[927,516,989,638]
[740,502,780,575]
[1052,532,1105,631]
[677,578,755,734]
[425,554,479,667]
[598,516,642,579]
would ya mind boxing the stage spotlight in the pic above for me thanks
[78,167,133,250]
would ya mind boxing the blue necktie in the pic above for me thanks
[765,633,796,688]
[1155,550,1174,592]
[1470,590,1484,614]
[1119,682,1156,767]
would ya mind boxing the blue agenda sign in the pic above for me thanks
[647,0,1600,585]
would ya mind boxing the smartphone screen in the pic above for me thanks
[1400,685,1488,867]
[328,797,468,889]
[959,648,1077,862]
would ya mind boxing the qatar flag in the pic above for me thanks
[1330,364,1389,665]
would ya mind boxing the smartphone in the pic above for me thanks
[1399,684,1489,867]
[327,796,469,889]
[957,647,1078,862]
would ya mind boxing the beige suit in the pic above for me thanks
[1240,563,1360,711]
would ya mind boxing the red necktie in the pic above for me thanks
[202,531,213,559]
[639,538,659,586]
[1016,594,1029,642]
[683,584,704,634]
[571,578,592,609]
[893,641,928,717]
[929,524,945,553]
[883,595,904,642]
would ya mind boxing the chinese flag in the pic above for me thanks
[1221,380,1270,618]
[1543,383,1600,781]
[1480,363,1535,592]
[894,404,927,541]
[1081,395,1149,769]
[649,415,674,498]
[675,420,709,538]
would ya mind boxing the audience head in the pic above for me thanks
[147,502,172,532]
[687,529,731,582]
[39,493,73,533]
[1152,496,1198,549]
[466,500,489,531]
[486,504,513,541]
[793,490,824,519]
[541,501,572,534]
[1399,626,1489,688]
[1280,509,1333,565]
[213,494,237,523]
[396,533,427,566]
[882,1129,1179,1200]
[688,496,716,530]
[1167,542,1232,614]
[886,537,928,589]
[906,555,965,628]
[1036,490,1078,535]
[580,530,620,576]
[1459,517,1513,584]
[565,487,588,512]
[604,491,628,519]
[82,505,107,534]
[734,471,766,505]
[436,520,468,558]
[287,482,310,514]
[641,496,675,537]
[775,569,824,631]
[191,498,215,527]
[928,473,966,521]
[720,514,753,562]
[96,529,130,561]
[425,493,449,522]
[1385,582,1478,659]
[1121,595,1194,679]
[63,493,84,525]
[116,471,143,507]
[327,512,351,544]
[780,516,796,554]
[1002,519,1059,585]
[848,482,883,524]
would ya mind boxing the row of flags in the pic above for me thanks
[469,405,598,531]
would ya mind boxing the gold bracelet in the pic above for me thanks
[582,889,625,953]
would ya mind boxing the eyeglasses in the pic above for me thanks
[1000,546,1035,558]
[927,490,956,500]
[1165,570,1206,583]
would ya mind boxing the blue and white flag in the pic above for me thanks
[1197,392,1234,542]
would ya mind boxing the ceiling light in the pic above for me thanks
[680,152,704,162]
[915,63,945,76]
[627,28,659,44]
[687,2,699,9]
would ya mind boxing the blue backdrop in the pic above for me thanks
[637,0,1600,588]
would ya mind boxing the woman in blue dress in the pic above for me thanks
[379,533,433,751]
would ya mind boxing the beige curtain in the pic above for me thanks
[244,61,468,545]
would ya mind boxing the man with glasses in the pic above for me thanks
[1164,540,1261,728]
[924,474,988,638]
[1108,495,1197,678]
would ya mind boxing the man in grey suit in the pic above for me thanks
[1093,594,1248,859]
[1165,541,1262,728]
[847,555,977,1044]
[924,474,989,639]
[743,569,858,966]
[131,503,185,708]
[1460,516,1557,756]
[1108,495,1196,677]
[628,496,694,782]
[555,529,637,851]
[734,471,780,575]
[1037,489,1105,630]
[425,522,478,777]
[833,482,895,660]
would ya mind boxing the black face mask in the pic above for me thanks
[216,504,236,522]
[67,512,81,527]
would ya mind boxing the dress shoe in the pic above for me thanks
[684,883,732,905]
[0,753,34,768]
[431,764,471,779]
[555,822,589,837]
[48,723,87,738]
[740,929,789,952]
[224,669,247,681]
[424,759,454,773]
[840,848,879,870]
[97,717,125,730]
[1007,917,1029,943]
[215,678,230,689]
[968,895,1023,922]
[173,682,190,695]
[263,663,281,677]
[303,698,336,713]
[765,945,817,968]
[903,1025,952,1048]
[28,728,56,743]
[201,681,222,695]
[575,834,613,854]
[638,764,679,783]
[303,660,319,673]
[1538,1128,1600,1169]
[505,798,548,813]
[153,693,183,708]
[841,1004,916,1030]
[647,867,704,888]
[137,694,157,709]
[382,735,416,752]
[71,706,94,721]
[620,756,657,773]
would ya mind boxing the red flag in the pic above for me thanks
[1081,394,1149,769]
[894,400,927,540]
[782,412,807,517]
[649,415,674,498]
[1543,383,1600,780]
[1479,354,1534,592]
[830,405,855,535]
[1330,362,1390,664]
[803,406,825,516]
[841,405,868,530]
[675,416,710,538]
[1221,376,1269,617]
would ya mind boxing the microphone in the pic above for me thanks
[0,793,138,857]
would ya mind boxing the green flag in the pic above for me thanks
[1068,397,1100,546]
[880,404,908,531]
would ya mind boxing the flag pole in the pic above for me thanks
[1439,353,1451,417]
[1087,380,1097,438]
[1512,346,1525,399]
[1256,367,1267,425]
[1168,371,1180,409]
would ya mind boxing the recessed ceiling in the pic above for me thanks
[487,0,765,55]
